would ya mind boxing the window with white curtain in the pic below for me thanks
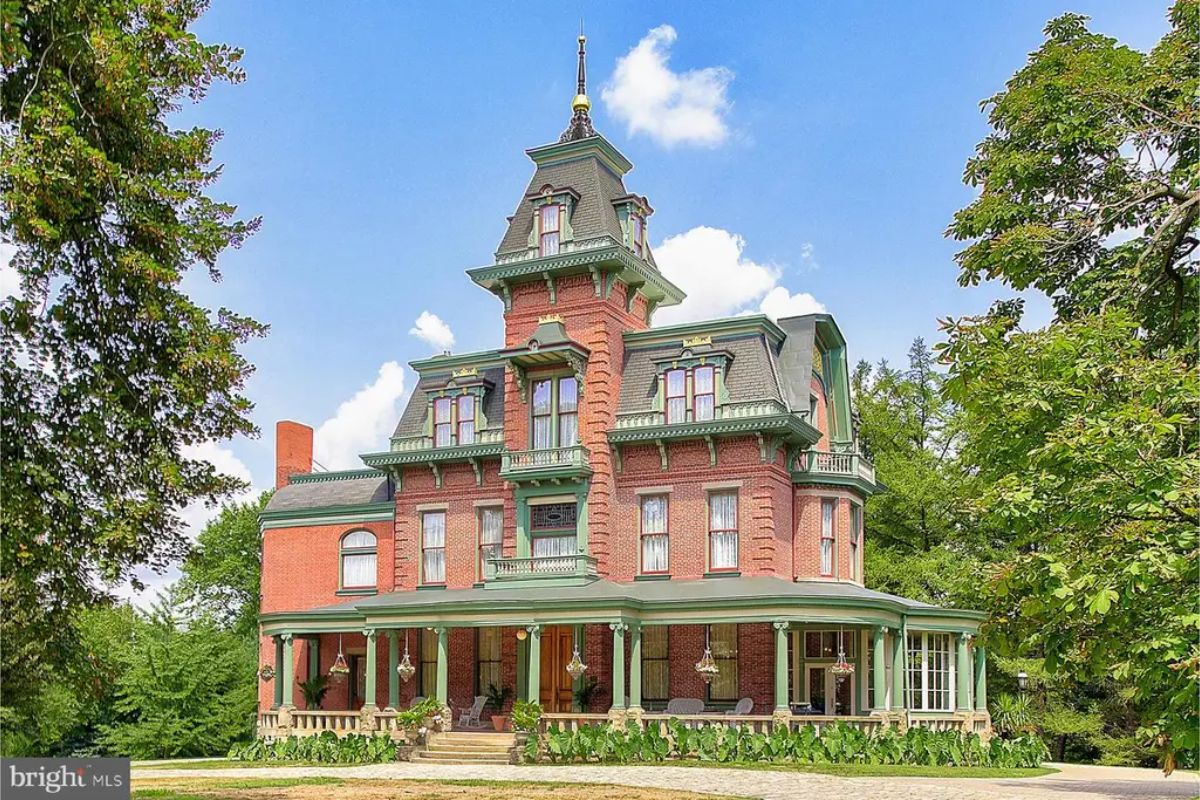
[433,397,453,447]
[340,530,377,588]
[457,395,475,445]
[693,366,715,421]
[708,491,738,571]
[421,511,446,584]
[907,632,953,711]
[665,369,687,424]
[539,204,560,256]
[531,380,553,450]
[530,501,577,568]
[640,495,669,574]
[820,499,836,576]
[558,377,578,446]
[478,506,503,579]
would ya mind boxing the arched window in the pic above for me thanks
[340,530,377,589]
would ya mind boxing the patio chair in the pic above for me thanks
[725,697,753,716]
[665,698,705,715]
[458,695,487,728]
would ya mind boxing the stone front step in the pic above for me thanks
[414,750,511,763]
[425,741,513,753]
[435,731,516,744]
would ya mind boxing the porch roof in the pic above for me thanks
[260,576,984,635]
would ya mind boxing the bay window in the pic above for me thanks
[640,495,669,574]
[708,491,738,571]
[907,632,953,711]
[539,204,561,256]
[820,499,836,576]
[421,511,446,584]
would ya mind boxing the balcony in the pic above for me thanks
[484,554,598,586]
[795,449,877,488]
[499,445,592,483]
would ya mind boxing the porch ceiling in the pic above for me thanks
[260,575,984,635]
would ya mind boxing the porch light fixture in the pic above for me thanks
[565,646,587,680]
[694,628,719,684]
[258,665,275,682]
[397,631,416,683]
[1017,671,1028,692]
[329,634,350,679]
[830,628,855,680]
[516,628,528,641]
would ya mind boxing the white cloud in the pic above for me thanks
[652,226,826,325]
[601,25,733,148]
[798,242,820,272]
[409,311,455,352]
[314,361,408,470]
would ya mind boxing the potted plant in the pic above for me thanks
[573,677,605,712]
[485,683,514,731]
[299,674,330,710]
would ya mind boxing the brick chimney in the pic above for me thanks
[275,420,314,489]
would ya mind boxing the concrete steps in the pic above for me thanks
[413,730,517,765]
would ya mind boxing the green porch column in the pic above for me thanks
[628,624,642,711]
[956,633,971,711]
[610,622,627,709]
[273,637,284,708]
[526,626,541,704]
[872,626,887,712]
[890,625,905,710]
[974,645,988,712]
[387,630,399,711]
[435,627,449,705]
[516,632,528,702]
[773,622,789,712]
[281,633,295,708]
[364,629,378,707]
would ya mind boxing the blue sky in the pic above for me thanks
[120,1,1168,595]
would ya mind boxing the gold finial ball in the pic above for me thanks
[578,34,586,44]
[572,93,591,112]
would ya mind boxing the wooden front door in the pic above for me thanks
[539,626,576,712]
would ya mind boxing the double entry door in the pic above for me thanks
[538,625,576,713]
[806,665,854,716]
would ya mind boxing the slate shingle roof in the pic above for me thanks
[391,366,505,440]
[264,474,392,513]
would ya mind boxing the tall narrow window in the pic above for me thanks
[530,501,577,567]
[665,369,686,424]
[531,379,553,450]
[866,632,876,709]
[478,506,503,580]
[907,632,952,711]
[539,204,560,256]
[476,628,502,696]
[849,504,862,580]
[642,626,669,702]
[632,214,645,257]
[708,492,738,571]
[340,530,377,589]
[558,377,578,446]
[820,499,836,576]
[457,395,475,445]
[433,397,453,447]
[693,366,715,421]
[421,511,446,584]
[640,495,669,574]
[707,624,739,702]
[419,629,437,697]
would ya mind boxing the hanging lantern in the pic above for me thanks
[329,634,350,680]
[397,631,416,683]
[695,647,719,684]
[830,628,854,680]
[258,665,275,682]
[565,647,588,680]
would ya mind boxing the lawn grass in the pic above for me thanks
[138,759,359,770]
[528,760,1057,779]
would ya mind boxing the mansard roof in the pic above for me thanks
[263,470,392,514]
[391,362,506,441]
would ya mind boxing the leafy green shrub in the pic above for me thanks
[525,720,1048,768]
[228,732,397,764]
[511,700,542,733]
[395,697,442,734]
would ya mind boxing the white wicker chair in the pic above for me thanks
[458,695,487,728]
[665,698,705,715]
[725,697,753,715]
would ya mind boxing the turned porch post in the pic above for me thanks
[773,622,790,712]
[435,627,449,705]
[526,625,541,704]
[610,622,627,710]
[387,630,399,711]
[872,625,887,712]
[281,633,295,708]
[628,624,642,711]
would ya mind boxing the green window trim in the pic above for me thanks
[339,530,378,591]
[528,373,579,450]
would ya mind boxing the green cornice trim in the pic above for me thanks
[259,501,395,529]
[623,315,787,349]
[525,135,633,175]
[409,348,507,373]
[792,473,882,496]
[469,244,684,307]
[361,443,504,467]
[289,469,382,484]
[607,413,820,448]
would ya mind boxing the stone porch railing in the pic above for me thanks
[539,710,983,737]
[257,704,454,742]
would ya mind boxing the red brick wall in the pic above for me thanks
[275,421,313,489]
[793,487,864,583]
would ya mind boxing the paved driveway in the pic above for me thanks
[135,761,1198,800]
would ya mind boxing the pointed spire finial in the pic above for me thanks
[560,27,597,142]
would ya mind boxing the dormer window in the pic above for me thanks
[665,369,686,424]
[632,214,645,257]
[664,365,716,424]
[694,366,715,421]
[539,204,561,256]
[457,395,475,445]
[433,397,453,446]
[433,393,478,447]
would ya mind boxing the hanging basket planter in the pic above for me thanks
[831,650,855,680]
[694,647,720,684]
[565,648,588,681]
[328,634,350,680]
[397,652,416,683]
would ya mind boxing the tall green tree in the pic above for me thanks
[0,0,262,732]
[943,1,1198,770]
[178,491,270,637]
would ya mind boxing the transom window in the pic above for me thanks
[708,491,738,571]
[530,376,578,449]
[478,506,503,580]
[421,511,446,585]
[539,204,561,256]
[804,630,857,659]
[642,626,669,702]
[340,530,377,589]
[707,624,738,702]
[820,499,837,576]
[907,632,953,711]
[530,500,577,563]
[433,394,477,447]
[640,495,669,574]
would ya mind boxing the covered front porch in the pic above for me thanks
[257,577,990,739]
